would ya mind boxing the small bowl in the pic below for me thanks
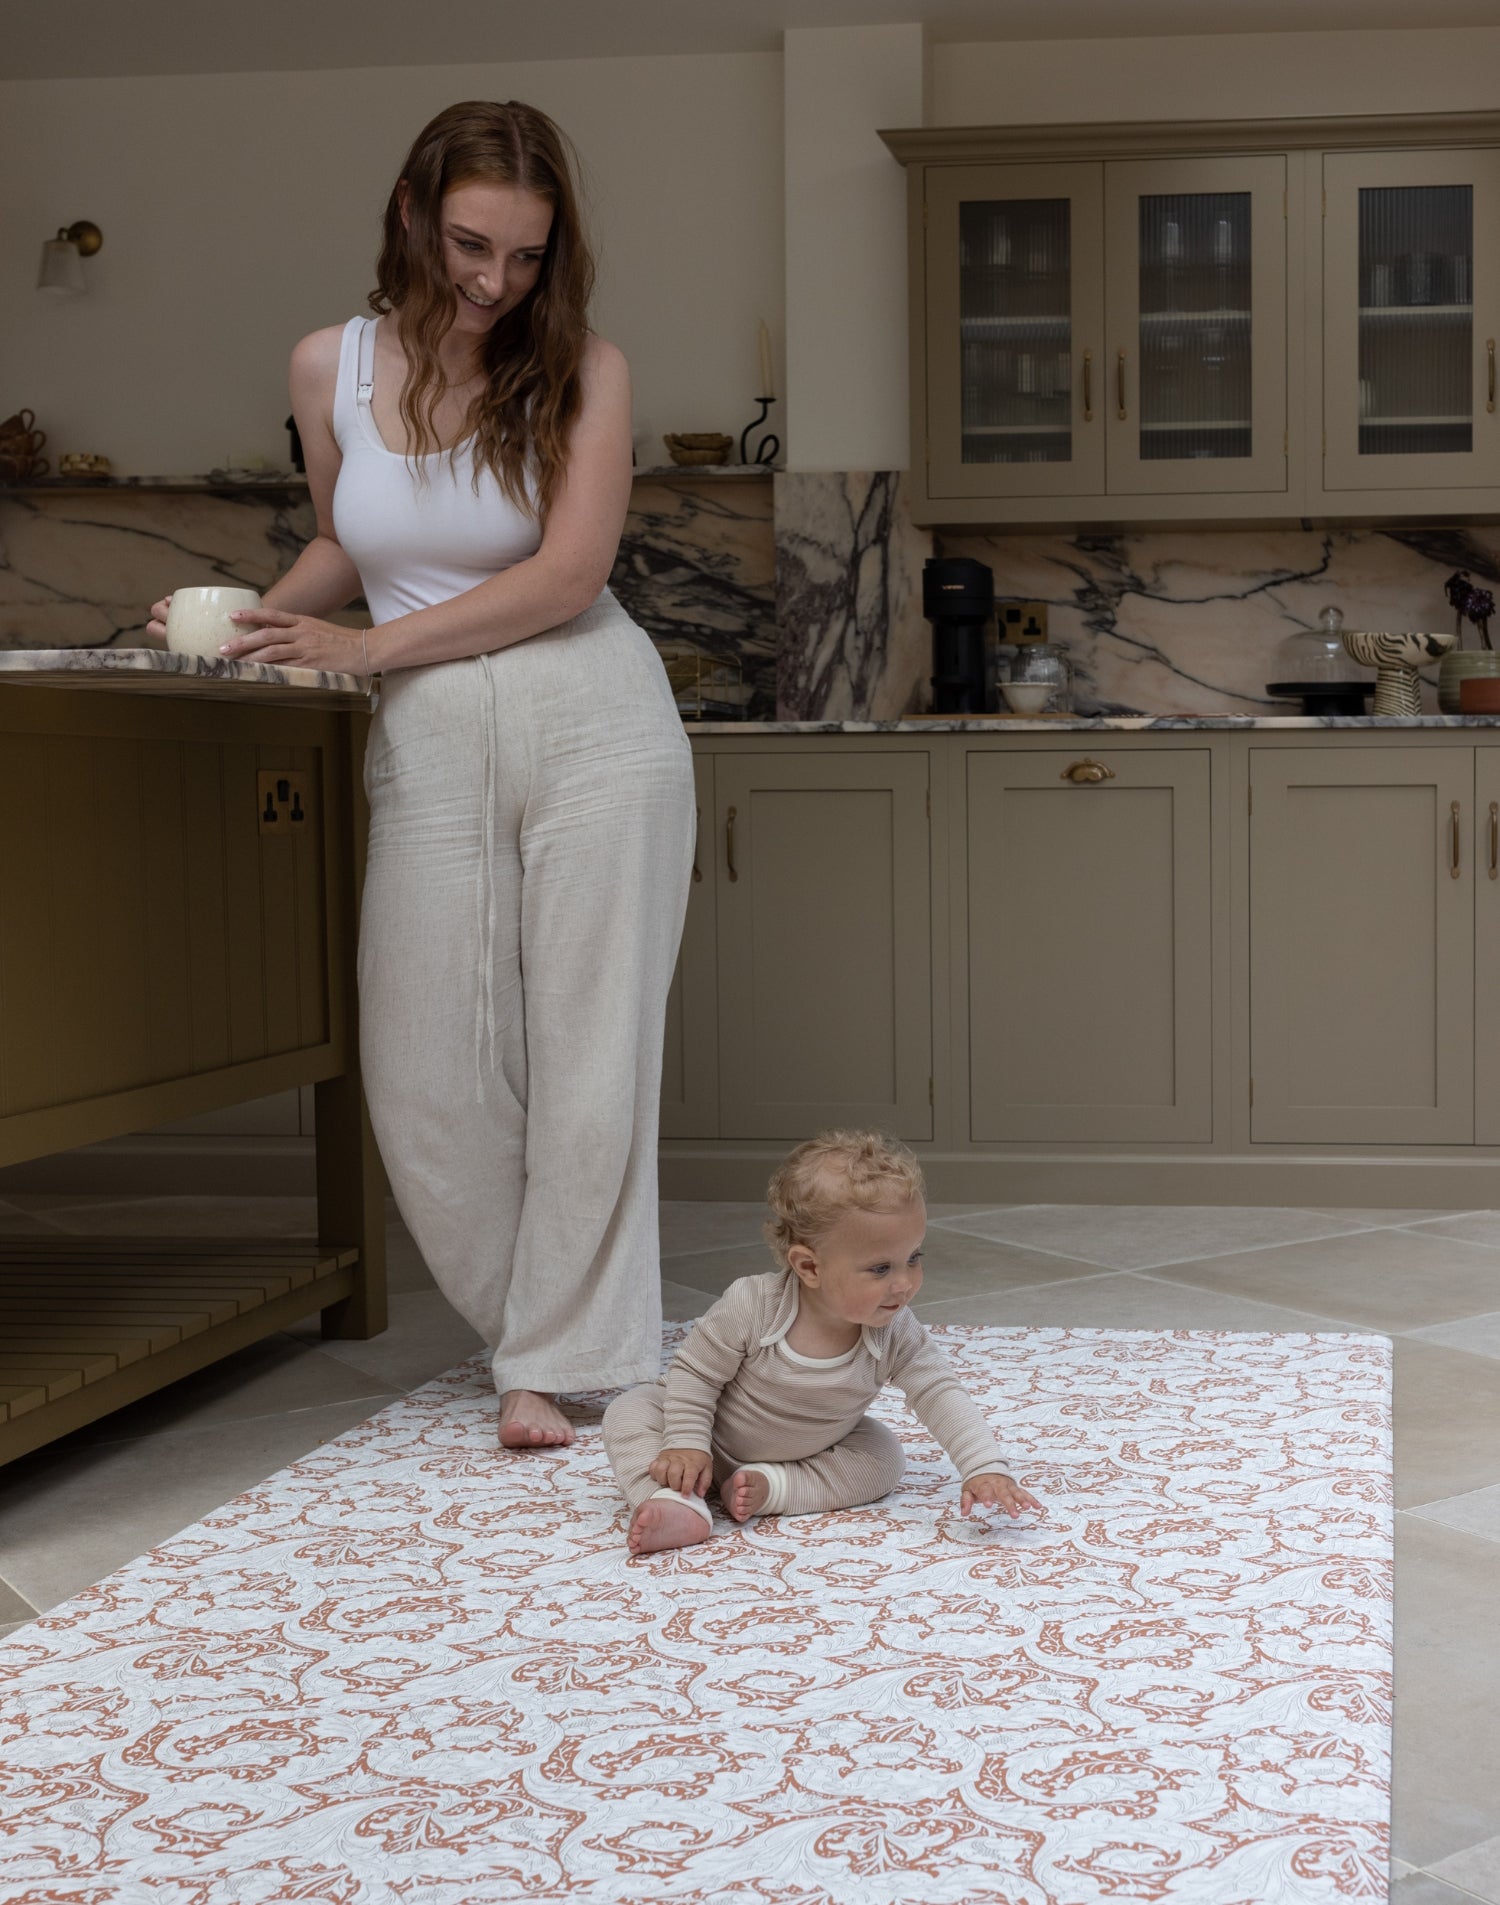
[663,432,733,467]
[1001,681,1054,714]
[1340,629,1455,670]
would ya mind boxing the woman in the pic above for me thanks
[152,101,696,1450]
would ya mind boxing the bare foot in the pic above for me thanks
[497,1389,575,1449]
[723,1468,771,1523]
[627,1498,711,1556]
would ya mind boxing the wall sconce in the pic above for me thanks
[37,220,103,295]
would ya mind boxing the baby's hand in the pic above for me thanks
[649,1447,714,1497]
[961,1471,1042,1518]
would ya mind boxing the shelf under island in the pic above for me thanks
[0,647,382,1465]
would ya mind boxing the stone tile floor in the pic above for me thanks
[1,1194,1498,1900]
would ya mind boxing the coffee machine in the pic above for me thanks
[923,556,993,713]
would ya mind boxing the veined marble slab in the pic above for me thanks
[0,646,370,708]
[775,471,932,720]
[936,523,1500,717]
[685,714,1500,732]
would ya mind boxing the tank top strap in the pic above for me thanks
[331,315,371,449]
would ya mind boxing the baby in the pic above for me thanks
[603,1129,1041,1554]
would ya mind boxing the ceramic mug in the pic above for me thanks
[164,585,263,659]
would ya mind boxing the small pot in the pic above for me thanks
[1438,649,1500,713]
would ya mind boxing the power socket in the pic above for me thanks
[999,600,1050,642]
[257,770,312,836]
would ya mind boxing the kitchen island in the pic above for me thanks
[0,648,382,1465]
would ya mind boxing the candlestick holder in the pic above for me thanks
[737,397,780,467]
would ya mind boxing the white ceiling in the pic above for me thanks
[5,0,1499,82]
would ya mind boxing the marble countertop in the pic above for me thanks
[686,713,1500,732]
[0,647,370,709]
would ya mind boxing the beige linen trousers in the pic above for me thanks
[358,591,696,1396]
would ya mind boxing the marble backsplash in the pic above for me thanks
[0,471,778,718]
[7,469,1496,721]
[936,523,1500,716]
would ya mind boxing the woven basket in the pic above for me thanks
[664,432,732,467]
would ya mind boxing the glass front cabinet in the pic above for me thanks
[1321,149,1500,497]
[891,117,1500,524]
[923,155,1288,515]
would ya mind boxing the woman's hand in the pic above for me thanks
[649,1447,714,1497]
[146,595,172,641]
[219,606,371,677]
[960,1472,1042,1518]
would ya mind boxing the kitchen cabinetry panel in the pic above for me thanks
[660,752,718,1139]
[926,164,1106,500]
[1322,148,1500,493]
[1474,749,1500,1145]
[967,748,1213,1142]
[0,731,328,1120]
[1104,155,1288,496]
[713,753,932,1141]
[1249,747,1474,1144]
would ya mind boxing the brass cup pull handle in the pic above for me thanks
[1062,758,1115,784]
[692,804,702,884]
[1116,348,1127,421]
[1082,348,1093,423]
[726,804,738,883]
[1452,801,1462,879]
[1489,338,1496,415]
[1489,801,1497,879]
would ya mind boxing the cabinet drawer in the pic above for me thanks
[967,748,1212,1143]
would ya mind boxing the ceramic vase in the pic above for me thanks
[1437,649,1500,714]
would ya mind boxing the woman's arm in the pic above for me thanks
[219,333,633,674]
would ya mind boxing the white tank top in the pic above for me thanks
[330,316,542,626]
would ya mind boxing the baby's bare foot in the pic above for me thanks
[724,1468,771,1522]
[628,1498,711,1555]
[497,1390,575,1449]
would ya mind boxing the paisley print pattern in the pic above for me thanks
[0,1328,1391,1903]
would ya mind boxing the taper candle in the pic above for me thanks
[758,320,775,401]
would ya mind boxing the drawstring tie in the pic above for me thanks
[473,655,499,1102]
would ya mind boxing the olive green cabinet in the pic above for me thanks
[659,751,719,1140]
[886,111,1500,525]
[661,748,934,1143]
[1248,746,1475,1144]
[966,745,1214,1143]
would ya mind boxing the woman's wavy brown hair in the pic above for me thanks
[370,100,595,521]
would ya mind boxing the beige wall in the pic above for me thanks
[0,53,783,476]
[931,26,1500,124]
[783,24,924,473]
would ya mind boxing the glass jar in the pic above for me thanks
[1000,637,1072,713]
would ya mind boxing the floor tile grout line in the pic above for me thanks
[51,1389,407,1455]
[1137,1266,1500,1342]
[0,1571,41,1617]
[922,1220,1405,1274]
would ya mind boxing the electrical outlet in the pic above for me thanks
[1000,600,1049,641]
[257,770,312,836]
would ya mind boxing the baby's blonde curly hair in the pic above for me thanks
[763,1129,926,1271]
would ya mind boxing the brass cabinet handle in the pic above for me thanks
[1082,348,1093,423]
[726,804,738,883]
[692,805,702,884]
[1490,801,1497,879]
[1116,348,1127,421]
[1452,801,1462,879]
[1488,339,1496,414]
[1062,758,1116,784]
